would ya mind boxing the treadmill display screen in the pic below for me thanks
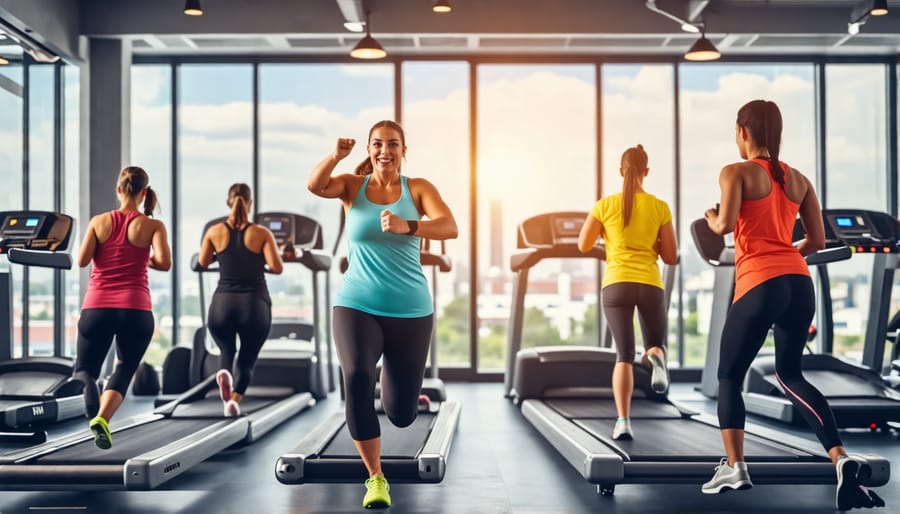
[552,217,582,244]
[0,215,45,238]
[835,217,854,228]
[269,220,283,231]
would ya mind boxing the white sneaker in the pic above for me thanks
[647,352,669,395]
[224,399,241,417]
[701,458,753,494]
[612,418,633,440]
[216,369,233,402]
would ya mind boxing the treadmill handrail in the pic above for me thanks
[7,249,72,270]
[510,246,605,273]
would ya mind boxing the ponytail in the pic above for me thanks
[620,144,648,228]
[143,186,158,216]
[226,183,252,228]
[354,158,374,176]
[764,102,785,190]
[229,196,249,228]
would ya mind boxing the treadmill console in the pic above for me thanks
[518,211,589,249]
[0,211,73,252]
[258,212,294,246]
[254,211,324,252]
[823,209,900,253]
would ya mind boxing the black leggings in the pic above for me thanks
[74,308,155,396]
[207,292,272,395]
[718,274,842,451]
[333,306,433,441]
[602,282,667,363]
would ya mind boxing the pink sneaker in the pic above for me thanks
[224,399,241,417]
[216,369,233,402]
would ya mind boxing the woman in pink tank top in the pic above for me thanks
[73,166,171,450]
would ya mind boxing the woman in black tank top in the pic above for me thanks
[198,184,283,417]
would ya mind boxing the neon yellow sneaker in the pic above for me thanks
[363,475,391,509]
[89,416,112,450]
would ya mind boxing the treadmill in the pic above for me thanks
[275,236,461,484]
[505,212,890,495]
[692,211,900,428]
[0,211,85,445]
[0,213,329,490]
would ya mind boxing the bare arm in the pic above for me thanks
[795,172,826,257]
[149,221,172,271]
[197,228,216,268]
[261,228,284,274]
[77,217,99,268]
[308,138,355,199]
[705,165,742,235]
[657,221,678,264]
[382,179,458,240]
[578,213,603,253]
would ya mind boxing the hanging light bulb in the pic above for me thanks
[684,31,720,61]
[184,0,203,16]
[0,56,8,65]
[350,11,387,59]
[433,0,452,13]
[870,0,889,16]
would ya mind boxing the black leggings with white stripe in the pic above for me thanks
[718,273,842,451]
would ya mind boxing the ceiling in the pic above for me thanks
[7,0,900,60]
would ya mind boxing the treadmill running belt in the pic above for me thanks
[575,419,815,461]
[546,398,682,419]
[169,396,276,417]
[34,418,217,464]
[322,414,434,458]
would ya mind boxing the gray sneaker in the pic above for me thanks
[648,352,669,394]
[612,418,633,440]
[701,458,753,494]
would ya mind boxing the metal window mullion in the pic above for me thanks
[469,61,478,375]
[53,62,65,356]
[595,62,604,348]
[22,57,30,356]
[171,62,180,349]
[673,63,685,367]
[886,61,898,217]
[252,61,260,219]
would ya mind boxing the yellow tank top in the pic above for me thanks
[590,192,672,289]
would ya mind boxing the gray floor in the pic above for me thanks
[0,382,897,513]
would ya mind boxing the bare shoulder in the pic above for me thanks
[249,223,274,239]
[407,176,436,192]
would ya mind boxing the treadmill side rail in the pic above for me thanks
[124,418,250,490]
[417,400,461,482]
[521,400,624,483]
[275,412,345,484]
[245,392,314,443]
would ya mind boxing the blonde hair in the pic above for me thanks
[620,144,648,228]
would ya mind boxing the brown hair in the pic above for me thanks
[737,99,785,190]
[353,120,407,175]
[620,144,648,228]
[227,183,252,228]
[118,166,158,216]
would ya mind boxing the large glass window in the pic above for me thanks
[403,61,470,368]
[259,63,393,329]
[476,64,597,371]
[27,64,56,356]
[679,63,816,367]
[825,64,888,361]
[0,64,23,356]
[132,65,173,365]
[601,64,677,363]
[63,64,81,357]
[178,65,253,356]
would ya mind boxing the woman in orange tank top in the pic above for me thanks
[700,100,884,510]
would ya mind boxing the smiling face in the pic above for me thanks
[367,126,406,174]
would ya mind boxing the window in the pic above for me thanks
[0,64,23,356]
[132,64,173,366]
[403,61,470,368]
[476,64,597,371]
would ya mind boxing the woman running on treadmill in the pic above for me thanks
[577,144,678,441]
[702,99,885,510]
[198,183,283,417]
[73,166,171,450]
[308,120,458,509]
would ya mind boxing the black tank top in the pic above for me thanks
[214,223,269,300]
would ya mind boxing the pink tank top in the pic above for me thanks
[81,210,152,311]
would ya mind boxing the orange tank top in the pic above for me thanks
[732,158,809,303]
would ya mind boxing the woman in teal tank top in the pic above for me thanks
[308,120,458,509]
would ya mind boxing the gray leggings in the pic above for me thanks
[333,306,434,441]
[602,282,667,363]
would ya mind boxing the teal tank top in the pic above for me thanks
[335,174,433,317]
